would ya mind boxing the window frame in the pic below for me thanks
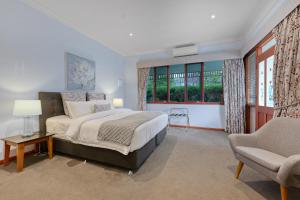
[147,62,224,105]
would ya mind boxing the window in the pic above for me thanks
[204,61,223,102]
[266,56,274,107]
[146,61,223,104]
[261,38,276,53]
[258,61,265,106]
[258,55,275,107]
[155,67,168,102]
[146,68,154,103]
[187,63,202,102]
[170,64,185,102]
[257,36,275,108]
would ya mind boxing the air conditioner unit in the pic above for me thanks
[172,44,198,57]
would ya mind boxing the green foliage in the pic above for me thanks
[146,88,153,102]
[170,86,185,102]
[146,76,223,103]
[156,86,168,101]
[187,86,201,101]
[204,85,223,102]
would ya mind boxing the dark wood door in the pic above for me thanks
[255,37,275,130]
[256,106,273,129]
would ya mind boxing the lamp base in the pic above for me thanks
[23,116,35,137]
[22,132,35,138]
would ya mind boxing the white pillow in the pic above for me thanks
[94,104,111,113]
[66,101,95,119]
[89,100,112,109]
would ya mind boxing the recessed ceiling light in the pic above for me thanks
[129,33,134,37]
[211,14,216,19]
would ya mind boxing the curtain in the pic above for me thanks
[223,59,246,133]
[137,68,150,111]
[272,6,300,118]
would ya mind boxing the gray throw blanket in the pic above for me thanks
[98,111,163,146]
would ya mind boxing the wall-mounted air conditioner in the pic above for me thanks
[172,44,198,57]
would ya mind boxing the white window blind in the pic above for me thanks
[247,52,256,105]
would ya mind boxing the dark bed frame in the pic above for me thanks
[38,92,167,171]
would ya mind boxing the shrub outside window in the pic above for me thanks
[146,61,224,104]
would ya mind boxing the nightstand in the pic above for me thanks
[2,133,54,172]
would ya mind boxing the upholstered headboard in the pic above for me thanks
[39,92,65,134]
[38,91,106,134]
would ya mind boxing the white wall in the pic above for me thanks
[124,50,241,129]
[241,0,299,55]
[0,0,126,159]
[147,104,225,129]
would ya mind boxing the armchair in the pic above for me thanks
[228,117,300,200]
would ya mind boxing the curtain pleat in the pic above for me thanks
[272,6,300,118]
[137,68,150,111]
[223,59,246,133]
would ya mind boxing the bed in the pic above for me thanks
[39,92,168,171]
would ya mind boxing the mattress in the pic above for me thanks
[46,109,168,155]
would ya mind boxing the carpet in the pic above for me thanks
[0,127,299,200]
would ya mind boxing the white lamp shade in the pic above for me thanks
[113,98,124,108]
[13,100,42,116]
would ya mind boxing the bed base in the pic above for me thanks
[54,127,167,170]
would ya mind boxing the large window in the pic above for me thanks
[146,61,223,104]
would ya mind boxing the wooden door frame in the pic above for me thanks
[255,34,275,130]
[244,32,275,132]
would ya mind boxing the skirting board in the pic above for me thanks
[169,124,224,132]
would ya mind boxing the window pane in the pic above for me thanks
[262,38,276,53]
[258,61,265,106]
[266,56,274,107]
[187,63,202,102]
[204,61,223,102]
[169,64,185,102]
[155,66,168,102]
[146,68,154,103]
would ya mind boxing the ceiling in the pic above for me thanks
[24,0,279,56]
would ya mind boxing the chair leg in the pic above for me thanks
[280,185,288,200]
[235,161,244,179]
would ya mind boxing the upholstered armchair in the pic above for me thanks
[228,117,300,200]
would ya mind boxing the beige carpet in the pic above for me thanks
[0,128,299,200]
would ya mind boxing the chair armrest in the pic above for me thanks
[277,155,300,186]
[228,133,258,151]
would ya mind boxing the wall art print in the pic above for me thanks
[66,52,95,90]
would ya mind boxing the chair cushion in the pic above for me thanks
[236,146,287,171]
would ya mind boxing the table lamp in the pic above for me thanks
[113,98,124,108]
[13,100,42,137]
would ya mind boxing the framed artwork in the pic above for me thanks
[65,52,95,90]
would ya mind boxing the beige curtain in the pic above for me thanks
[223,59,246,133]
[137,68,150,111]
[272,6,300,118]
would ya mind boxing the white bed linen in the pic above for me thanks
[47,109,168,155]
[46,115,73,136]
